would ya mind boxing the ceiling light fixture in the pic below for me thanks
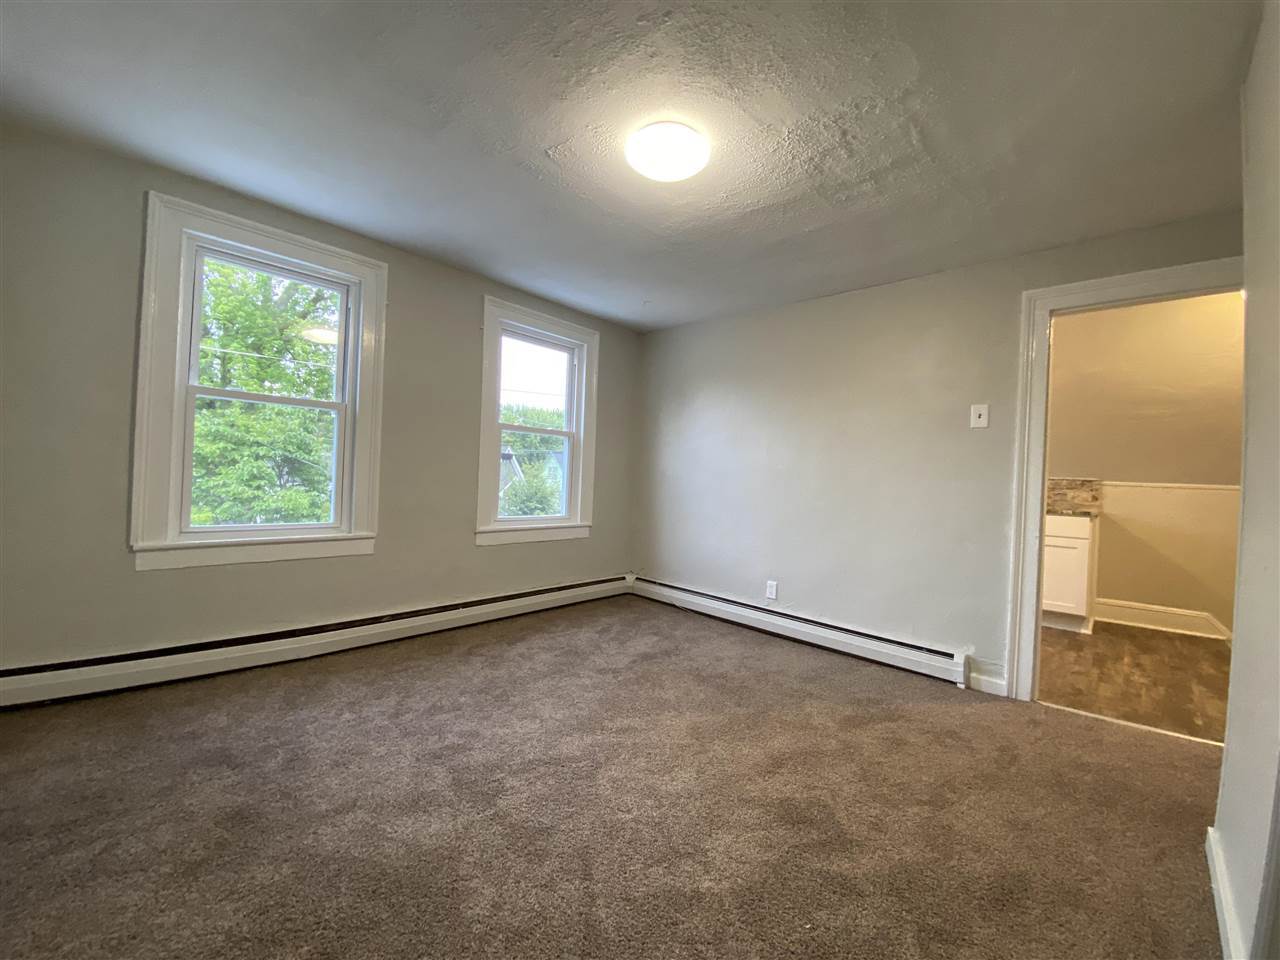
[625,121,710,182]
[300,327,339,345]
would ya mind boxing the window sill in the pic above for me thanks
[133,534,375,570]
[475,524,590,546]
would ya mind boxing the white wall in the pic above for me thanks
[636,212,1242,682]
[0,121,640,670]
[1212,3,1280,956]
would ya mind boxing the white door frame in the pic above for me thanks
[1006,256,1244,701]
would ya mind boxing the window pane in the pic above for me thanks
[498,429,568,518]
[190,395,337,526]
[500,334,569,430]
[196,255,343,402]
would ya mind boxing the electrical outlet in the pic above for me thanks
[765,580,778,601]
[970,403,990,429]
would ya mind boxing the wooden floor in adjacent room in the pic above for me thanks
[1038,620,1232,741]
[1,598,1224,960]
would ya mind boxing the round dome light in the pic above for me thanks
[624,121,710,182]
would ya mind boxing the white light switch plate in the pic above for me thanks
[970,404,990,429]
[765,580,777,601]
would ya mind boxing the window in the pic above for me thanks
[131,193,387,569]
[476,297,598,545]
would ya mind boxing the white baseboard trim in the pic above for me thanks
[0,577,631,707]
[967,669,1009,697]
[1094,598,1231,640]
[1041,611,1094,635]
[632,578,968,685]
[1207,826,1248,959]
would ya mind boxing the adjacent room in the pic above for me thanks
[1037,292,1245,741]
[1,3,1277,959]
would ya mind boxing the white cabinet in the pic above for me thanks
[1042,515,1096,618]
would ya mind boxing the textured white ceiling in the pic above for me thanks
[0,1,1261,327]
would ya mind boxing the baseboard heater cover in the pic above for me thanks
[0,576,630,706]
[3,574,973,705]
[632,578,970,686]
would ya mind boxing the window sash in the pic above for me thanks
[176,245,357,537]
[492,328,582,525]
[189,246,351,403]
[498,328,577,433]
[495,424,575,521]
[178,386,348,535]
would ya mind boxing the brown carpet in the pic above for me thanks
[1039,621,1231,741]
[0,597,1223,959]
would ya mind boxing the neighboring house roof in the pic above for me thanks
[499,446,524,494]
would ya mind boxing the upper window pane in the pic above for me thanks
[499,334,570,430]
[196,254,343,402]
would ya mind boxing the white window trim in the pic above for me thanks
[476,297,599,546]
[131,193,388,569]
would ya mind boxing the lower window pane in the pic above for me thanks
[190,396,337,526]
[498,429,568,518]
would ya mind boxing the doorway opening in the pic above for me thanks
[1035,292,1243,740]
[1008,258,1244,739]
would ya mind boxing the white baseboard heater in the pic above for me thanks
[632,578,970,686]
[0,576,631,707]
[1,573,971,706]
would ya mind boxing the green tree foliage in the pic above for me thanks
[498,404,568,518]
[190,257,341,526]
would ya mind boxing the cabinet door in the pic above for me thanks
[1042,535,1090,615]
